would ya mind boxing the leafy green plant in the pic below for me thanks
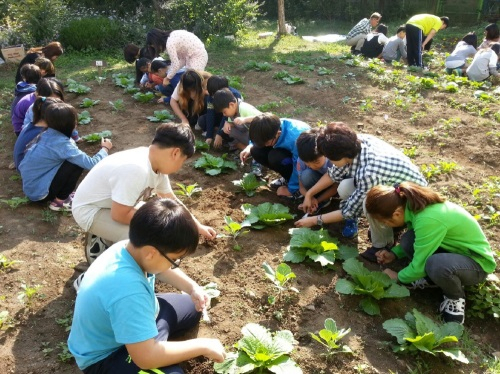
[82,130,112,143]
[273,70,305,85]
[57,342,73,363]
[465,274,500,319]
[0,254,22,271]
[214,323,302,374]
[402,146,418,159]
[41,209,58,224]
[0,196,29,209]
[262,262,299,305]
[67,79,91,94]
[241,202,294,229]
[17,284,42,307]
[109,99,125,111]
[195,139,210,151]
[310,318,353,356]
[124,86,140,94]
[335,258,410,315]
[232,173,266,197]
[133,91,155,103]
[317,67,334,75]
[443,82,459,93]
[77,110,93,125]
[284,228,358,266]
[359,98,373,112]
[420,77,436,89]
[420,161,458,181]
[146,110,175,123]
[383,308,468,363]
[217,216,249,250]
[112,73,135,88]
[95,76,106,85]
[0,311,15,330]
[474,90,496,102]
[55,311,73,332]
[174,183,202,198]
[194,152,237,175]
[244,60,273,71]
[79,98,100,108]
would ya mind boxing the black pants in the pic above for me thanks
[47,160,83,200]
[250,146,293,181]
[406,24,434,67]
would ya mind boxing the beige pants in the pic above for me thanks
[88,209,129,243]
[345,33,367,51]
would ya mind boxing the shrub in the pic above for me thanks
[59,17,124,51]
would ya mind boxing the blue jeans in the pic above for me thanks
[83,293,201,374]
[399,230,487,299]
[299,168,324,190]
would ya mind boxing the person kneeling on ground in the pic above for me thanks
[360,24,389,59]
[366,182,496,324]
[68,198,226,373]
[239,113,310,200]
[345,12,382,54]
[72,123,216,264]
[294,122,427,253]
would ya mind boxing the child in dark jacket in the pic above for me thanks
[360,24,389,58]
[11,64,41,136]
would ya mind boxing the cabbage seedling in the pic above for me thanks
[133,92,155,103]
[232,173,265,197]
[77,110,92,125]
[262,262,298,305]
[79,98,100,108]
[82,130,112,143]
[146,109,175,122]
[217,216,249,250]
[310,318,353,356]
[174,183,202,199]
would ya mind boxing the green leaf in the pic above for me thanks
[267,356,302,374]
[213,352,239,373]
[383,318,414,345]
[360,298,380,315]
[383,283,411,298]
[413,309,440,338]
[306,250,336,266]
[438,348,469,364]
[283,247,308,263]
[336,245,359,260]
[335,279,357,295]
[242,203,294,228]
[324,318,337,333]
[405,332,437,353]
[342,258,370,278]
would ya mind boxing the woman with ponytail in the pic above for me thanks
[366,182,496,324]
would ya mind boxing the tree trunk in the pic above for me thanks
[277,0,286,35]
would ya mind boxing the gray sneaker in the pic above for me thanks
[85,234,111,264]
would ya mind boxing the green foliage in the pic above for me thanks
[174,183,202,198]
[133,92,155,103]
[214,323,302,374]
[124,86,140,94]
[55,311,73,332]
[77,110,93,125]
[244,60,272,71]
[112,73,135,88]
[17,284,42,307]
[0,311,15,330]
[158,0,261,41]
[67,79,91,94]
[217,216,249,251]
[443,82,459,93]
[474,90,496,103]
[202,282,221,299]
[310,318,353,356]
[241,202,294,229]
[335,258,410,315]
[227,75,244,90]
[57,342,73,363]
[465,274,500,319]
[109,99,125,112]
[195,139,210,152]
[41,209,58,224]
[79,98,100,108]
[402,146,418,159]
[194,152,237,175]
[60,17,123,51]
[284,228,358,267]
[317,67,334,76]
[420,161,458,181]
[262,262,299,305]
[146,110,175,123]
[0,196,29,209]
[82,130,112,143]
[232,173,265,197]
[383,309,468,363]
[273,70,305,85]
[0,254,22,271]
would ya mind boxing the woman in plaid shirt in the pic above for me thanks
[295,122,427,262]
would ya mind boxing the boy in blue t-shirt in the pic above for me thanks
[68,198,226,373]
[296,128,336,212]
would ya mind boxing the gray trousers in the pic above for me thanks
[400,230,487,298]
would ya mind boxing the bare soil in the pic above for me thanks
[0,49,499,374]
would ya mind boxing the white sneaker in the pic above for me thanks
[439,296,465,324]
[73,273,85,293]
[194,124,202,131]
[85,234,111,264]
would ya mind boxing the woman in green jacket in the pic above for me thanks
[365,182,496,324]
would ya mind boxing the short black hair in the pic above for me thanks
[492,43,500,55]
[36,77,65,101]
[317,122,361,161]
[20,64,41,84]
[396,25,406,34]
[485,23,500,41]
[440,16,449,27]
[462,32,477,49]
[129,198,198,256]
[136,58,151,71]
[376,24,388,36]
[124,43,140,63]
[207,75,229,96]
[249,113,281,147]
[212,88,237,112]
[150,59,168,73]
[296,128,322,162]
[45,102,77,138]
[152,123,196,158]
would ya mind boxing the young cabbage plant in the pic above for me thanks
[232,173,266,197]
[174,183,202,199]
[82,130,112,143]
[310,318,353,356]
[0,196,30,209]
[335,258,410,315]
[67,79,91,94]
[195,139,210,151]
[77,110,92,125]
[284,228,358,266]
[146,109,175,123]
[112,73,135,88]
[194,152,237,175]
[133,91,155,103]
[262,262,299,305]
[109,99,125,111]
[217,216,250,250]
[79,98,100,108]
[214,323,302,374]
[241,202,295,229]
[383,309,469,363]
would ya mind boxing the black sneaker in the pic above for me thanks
[285,190,303,202]
[439,296,465,324]
[269,177,287,190]
[85,234,111,265]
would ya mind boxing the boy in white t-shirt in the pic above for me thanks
[72,123,216,264]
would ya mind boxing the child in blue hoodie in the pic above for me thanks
[11,64,41,136]
[240,113,310,200]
